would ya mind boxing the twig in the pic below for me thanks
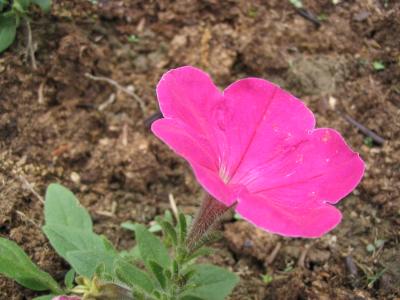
[121,122,128,146]
[95,201,117,218]
[18,175,44,204]
[297,243,311,268]
[25,19,37,70]
[38,81,45,104]
[345,255,358,276]
[168,193,178,220]
[84,73,147,115]
[295,8,321,28]
[16,210,41,228]
[340,113,385,145]
[98,93,116,111]
[266,242,282,265]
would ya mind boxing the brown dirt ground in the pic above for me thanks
[0,0,399,299]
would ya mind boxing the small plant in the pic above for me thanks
[0,184,238,299]
[0,0,51,53]
[289,0,303,9]
[372,61,385,71]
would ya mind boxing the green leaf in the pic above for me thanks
[13,0,26,14]
[148,260,166,289]
[0,15,17,53]
[64,269,75,290]
[43,184,117,275]
[121,221,136,231]
[372,61,385,71]
[43,224,105,260]
[180,296,203,300]
[182,265,239,300]
[101,235,118,255]
[66,250,116,278]
[114,259,154,294]
[0,238,62,293]
[119,246,141,262]
[45,183,93,231]
[134,224,170,269]
[32,295,57,300]
[31,0,51,12]
[186,247,213,262]
[178,213,187,244]
[158,219,178,245]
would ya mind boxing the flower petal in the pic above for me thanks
[236,129,364,237]
[152,118,217,169]
[239,129,365,205]
[236,191,342,237]
[156,66,223,139]
[218,78,316,182]
[152,118,240,205]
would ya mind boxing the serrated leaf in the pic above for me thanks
[0,238,62,293]
[182,265,239,300]
[134,224,170,269]
[31,0,51,12]
[0,15,17,53]
[114,259,154,294]
[45,183,92,230]
[66,250,116,278]
[64,269,75,290]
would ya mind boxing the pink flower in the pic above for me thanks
[52,296,80,300]
[152,66,364,238]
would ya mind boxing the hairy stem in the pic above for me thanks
[186,194,232,251]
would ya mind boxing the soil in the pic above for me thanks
[0,0,399,299]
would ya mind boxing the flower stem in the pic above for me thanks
[186,194,232,251]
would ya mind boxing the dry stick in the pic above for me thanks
[266,242,282,265]
[18,175,45,204]
[295,8,321,28]
[168,193,179,220]
[15,210,40,228]
[25,19,37,70]
[84,73,147,115]
[340,113,385,145]
[297,243,311,268]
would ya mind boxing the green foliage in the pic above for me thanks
[43,184,117,278]
[31,0,51,12]
[372,61,385,71]
[289,0,303,9]
[0,184,239,299]
[134,224,171,269]
[32,295,57,300]
[115,259,154,294]
[0,15,17,53]
[261,273,273,285]
[182,265,239,300]
[64,269,75,290]
[0,238,62,293]
[0,0,51,53]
